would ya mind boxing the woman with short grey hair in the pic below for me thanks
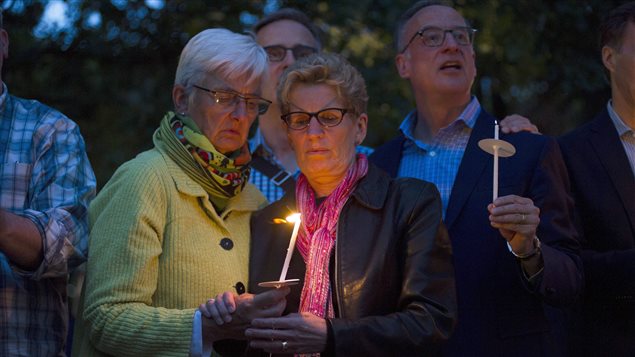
[72,28,289,357]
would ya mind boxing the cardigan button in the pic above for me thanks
[220,237,234,250]
[235,282,246,294]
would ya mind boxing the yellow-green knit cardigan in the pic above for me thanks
[72,147,266,357]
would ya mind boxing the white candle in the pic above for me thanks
[279,213,301,281]
[493,121,499,201]
[494,120,499,140]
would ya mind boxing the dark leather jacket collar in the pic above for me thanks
[349,163,390,210]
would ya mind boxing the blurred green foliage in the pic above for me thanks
[3,0,621,187]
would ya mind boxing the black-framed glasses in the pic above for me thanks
[192,85,271,115]
[264,45,318,62]
[281,108,350,130]
[400,26,477,53]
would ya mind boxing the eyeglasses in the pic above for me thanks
[193,85,271,115]
[400,26,477,53]
[281,108,350,130]
[264,45,318,62]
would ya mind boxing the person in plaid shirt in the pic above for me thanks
[0,9,96,356]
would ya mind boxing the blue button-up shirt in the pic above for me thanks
[0,85,96,356]
[397,97,481,216]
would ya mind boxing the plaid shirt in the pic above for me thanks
[398,97,481,217]
[0,85,96,356]
[248,128,374,202]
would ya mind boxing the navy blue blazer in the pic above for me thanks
[370,109,582,356]
[558,108,635,356]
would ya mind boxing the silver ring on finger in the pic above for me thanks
[281,340,288,352]
[521,213,526,222]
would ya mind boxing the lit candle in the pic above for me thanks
[494,120,499,140]
[279,213,301,282]
[493,121,499,201]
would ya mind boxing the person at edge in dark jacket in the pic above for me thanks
[558,2,635,355]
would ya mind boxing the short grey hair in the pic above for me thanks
[395,1,471,52]
[174,28,268,91]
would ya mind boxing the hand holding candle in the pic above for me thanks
[477,120,516,203]
[258,213,302,288]
[493,121,500,201]
[279,213,301,282]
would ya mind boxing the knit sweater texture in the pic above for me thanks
[72,146,266,357]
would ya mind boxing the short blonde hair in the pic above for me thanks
[277,53,368,116]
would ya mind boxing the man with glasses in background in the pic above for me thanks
[370,1,582,355]
[249,8,373,202]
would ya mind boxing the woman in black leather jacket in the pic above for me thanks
[208,52,456,357]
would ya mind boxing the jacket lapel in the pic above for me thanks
[588,110,635,235]
[351,164,390,210]
[445,111,492,229]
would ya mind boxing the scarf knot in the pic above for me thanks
[154,112,251,202]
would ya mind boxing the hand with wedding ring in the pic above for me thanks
[245,312,328,354]
[488,194,540,256]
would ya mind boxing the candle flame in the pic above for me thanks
[285,213,301,223]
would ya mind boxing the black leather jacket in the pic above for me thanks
[248,164,457,356]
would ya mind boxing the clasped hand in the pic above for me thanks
[200,290,328,354]
[245,312,328,354]
[198,287,289,341]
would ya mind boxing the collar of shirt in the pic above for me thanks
[248,127,301,179]
[0,83,8,109]
[399,96,481,150]
[249,127,278,163]
[607,100,635,139]
[249,127,267,153]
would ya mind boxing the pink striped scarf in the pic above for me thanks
[295,154,369,320]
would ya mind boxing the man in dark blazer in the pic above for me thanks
[558,2,635,355]
[369,1,583,355]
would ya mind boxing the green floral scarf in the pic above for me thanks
[154,111,251,209]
